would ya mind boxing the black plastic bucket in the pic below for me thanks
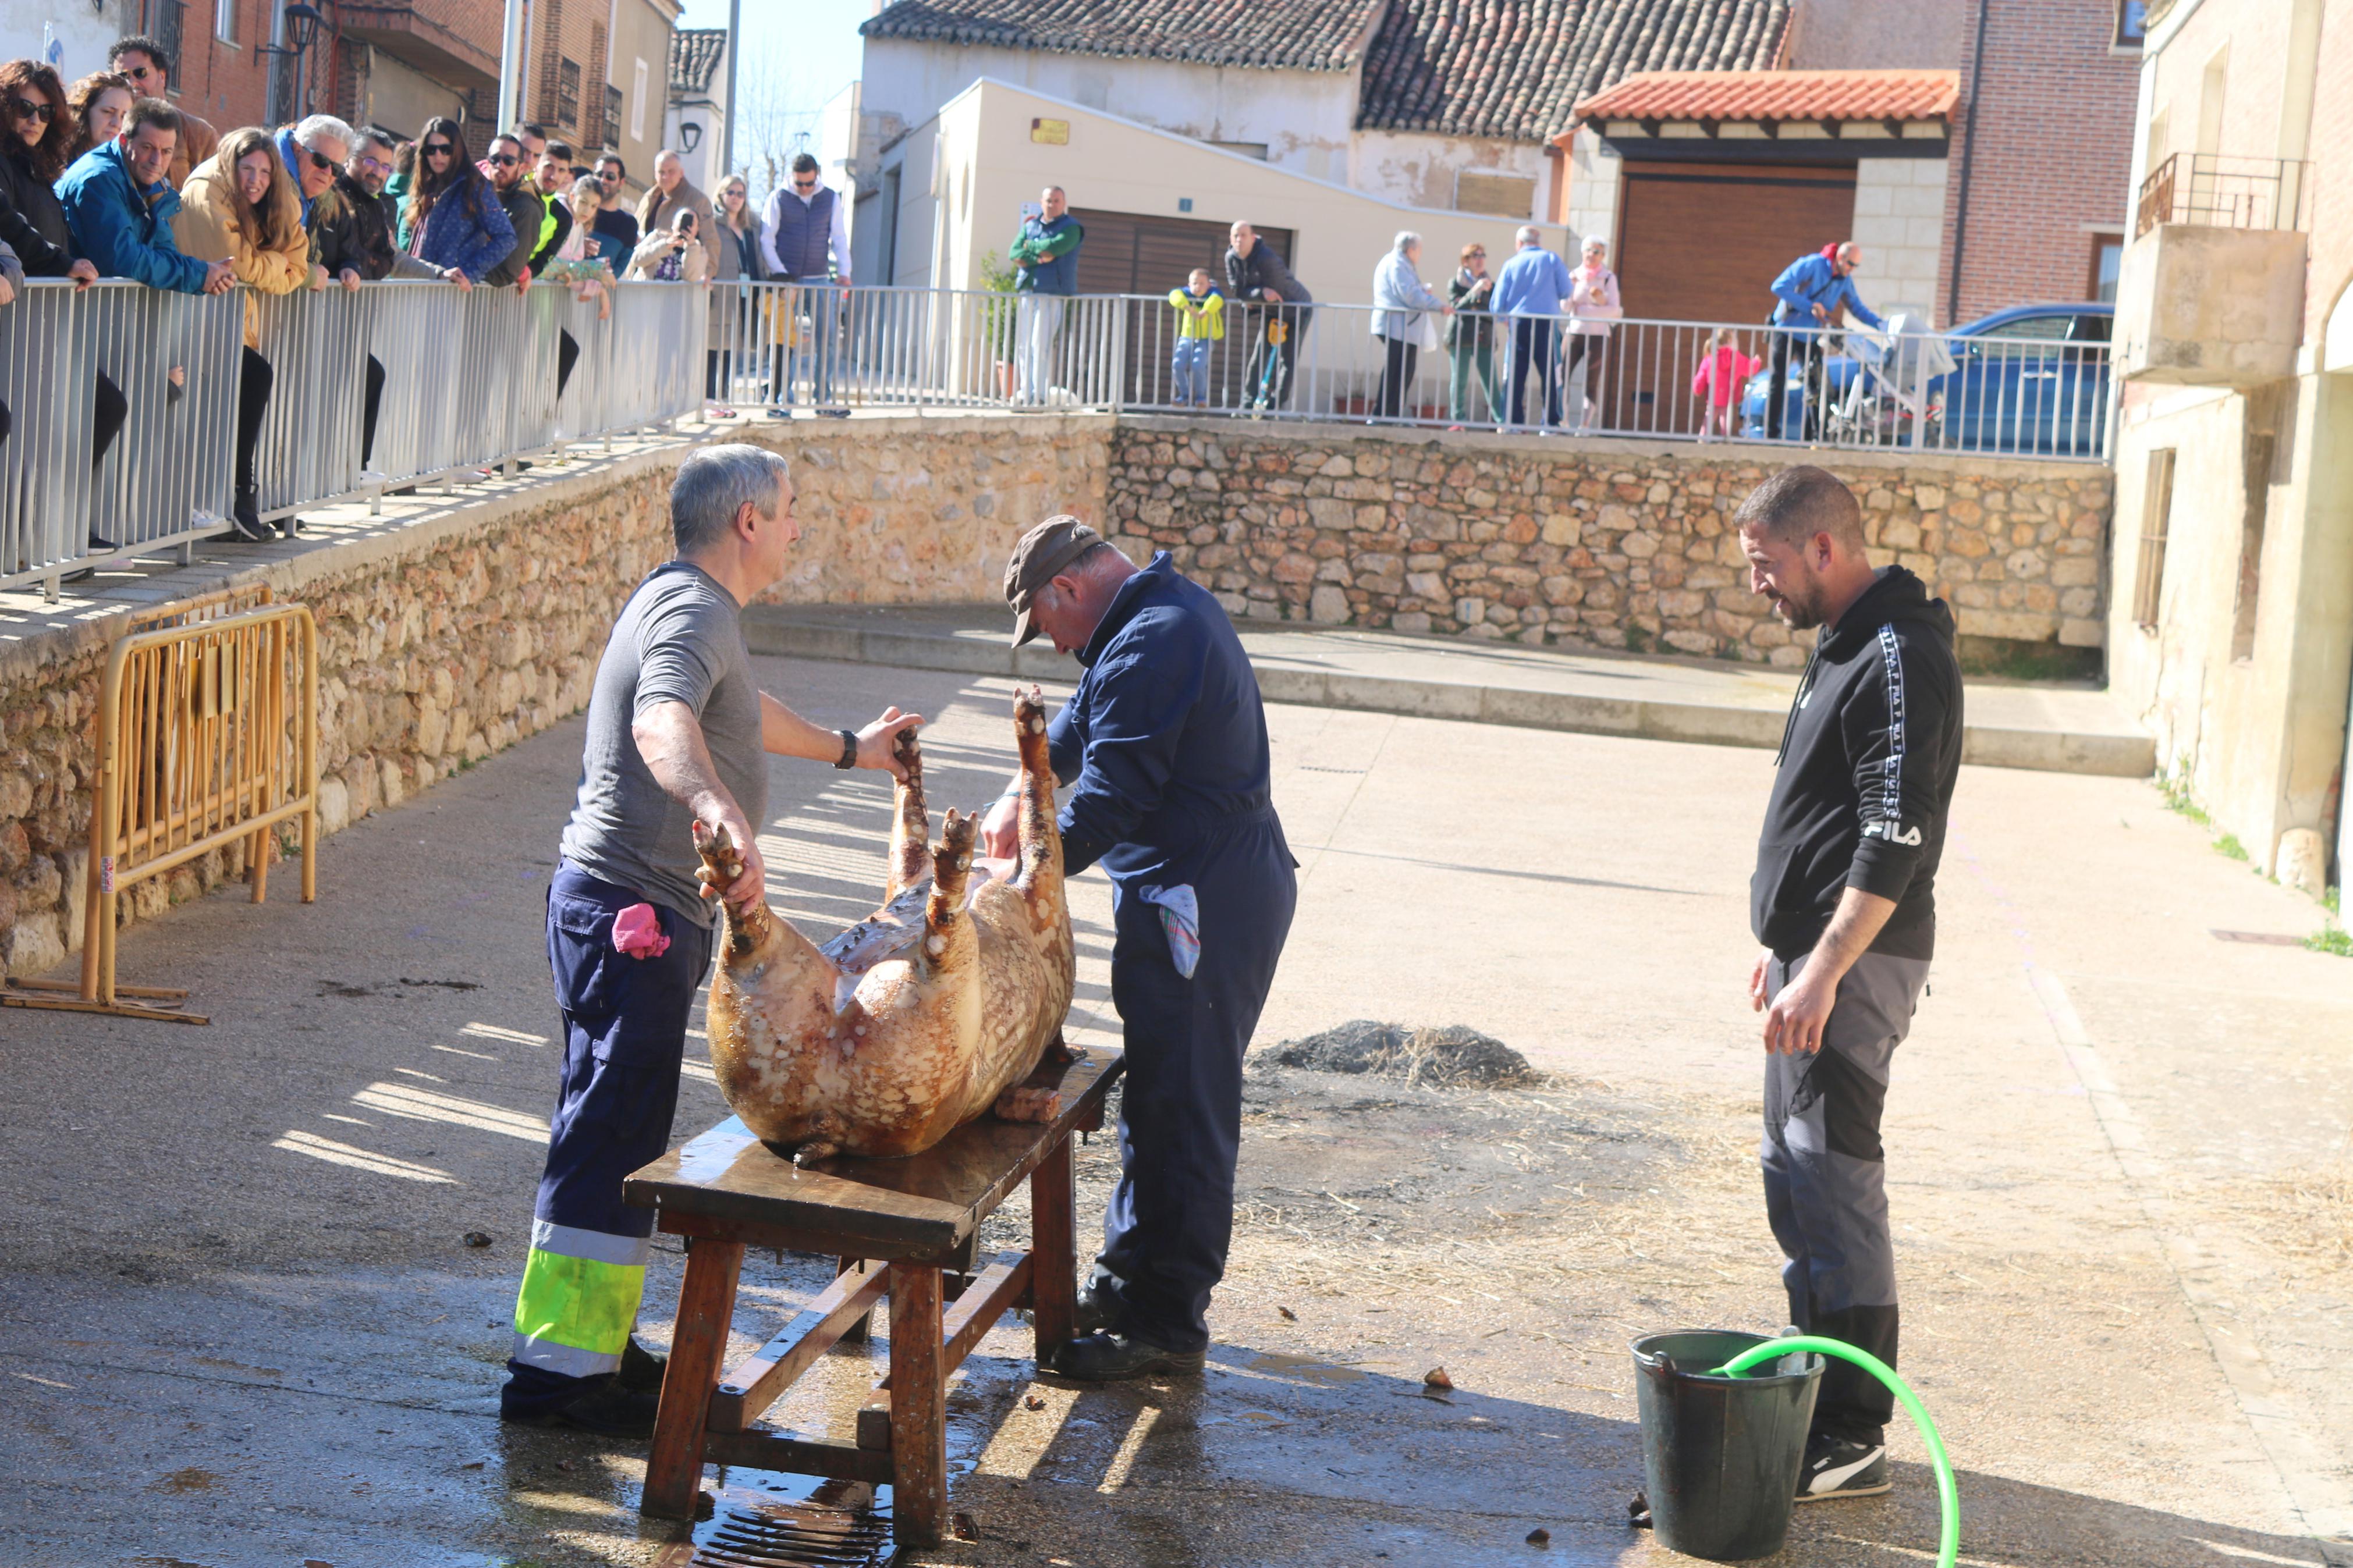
[1631,1329,1823,1561]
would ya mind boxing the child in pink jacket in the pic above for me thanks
[1691,328,1763,440]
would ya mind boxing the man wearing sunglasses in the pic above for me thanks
[106,35,215,190]
[275,113,352,229]
[759,152,850,417]
[479,134,544,294]
[590,154,638,265]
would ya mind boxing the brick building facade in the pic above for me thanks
[1935,0,2142,322]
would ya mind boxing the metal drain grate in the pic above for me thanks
[691,1499,895,1568]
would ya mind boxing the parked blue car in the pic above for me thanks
[1740,303,2114,456]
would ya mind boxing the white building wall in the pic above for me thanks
[1850,157,1950,326]
[860,39,1358,180]
[1349,130,1552,218]
[3,0,137,85]
[1563,127,1621,251]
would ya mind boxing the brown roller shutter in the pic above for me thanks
[1068,209,1293,405]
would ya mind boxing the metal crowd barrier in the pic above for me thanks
[1,281,243,597]
[1113,300,2115,461]
[0,279,703,595]
[0,599,317,1025]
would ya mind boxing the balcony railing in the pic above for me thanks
[2135,152,2309,237]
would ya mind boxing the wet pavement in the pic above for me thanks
[3,656,2350,1567]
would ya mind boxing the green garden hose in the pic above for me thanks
[1711,1335,1960,1568]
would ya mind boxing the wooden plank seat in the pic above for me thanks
[624,1047,1122,1545]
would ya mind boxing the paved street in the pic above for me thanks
[1,653,2348,1567]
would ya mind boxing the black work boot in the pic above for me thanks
[503,1375,661,1438]
[1049,1331,1205,1382]
[1073,1280,1117,1338]
[617,1335,667,1394]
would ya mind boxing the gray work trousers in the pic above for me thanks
[1761,948,1929,1445]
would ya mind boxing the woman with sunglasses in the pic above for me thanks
[65,71,134,163]
[173,126,313,541]
[702,173,762,417]
[398,118,514,286]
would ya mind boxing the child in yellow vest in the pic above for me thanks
[1167,267,1225,407]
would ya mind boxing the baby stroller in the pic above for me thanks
[1822,312,1955,449]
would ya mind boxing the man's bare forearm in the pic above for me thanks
[1805,886,1898,986]
[760,691,849,762]
[633,701,745,826]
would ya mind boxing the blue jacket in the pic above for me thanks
[1490,243,1572,318]
[1012,212,1083,296]
[57,141,209,293]
[1770,251,1883,330]
[276,127,317,224]
[402,175,516,282]
[1046,552,1280,884]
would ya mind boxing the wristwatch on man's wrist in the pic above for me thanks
[835,729,858,769]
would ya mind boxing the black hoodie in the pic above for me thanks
[1751,566,1962,962]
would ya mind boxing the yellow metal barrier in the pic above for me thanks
[3,600,318,1025]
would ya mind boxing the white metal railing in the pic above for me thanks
[701,284,2112,464]
[1,278,704,599]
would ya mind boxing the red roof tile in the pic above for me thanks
[1568,67,1961,133]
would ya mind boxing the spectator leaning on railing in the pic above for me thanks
[1765,241,1880,443]
[636,150,712,259]
[544,176,617,409]
[175,125,313,543]
[1225,221,1312,411]
[1010,184,1082,407]
[107,35,215,190]
[480,133,547,293]
[760,152,850,417]
[399,118,514,285]
[1490,225,1571,431]
[1445,242,1499,423]
[58,99,235,507]
[0,226,21,451]
[531,140,576,271]
[590,154,637,265]
[65,70,133,162]
[1369,230,1451,422]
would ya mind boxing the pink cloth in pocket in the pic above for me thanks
[612,902,670,959]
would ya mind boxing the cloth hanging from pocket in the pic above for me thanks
[612,902,670,959]
[1135,883,1199,979]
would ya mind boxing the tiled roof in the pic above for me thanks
[1571,67,1961,127]
[858,0,1384,72]
[1356,0,1790,141]
[670,29,728,94]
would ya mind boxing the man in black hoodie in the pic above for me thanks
[1738,465,1962,1505]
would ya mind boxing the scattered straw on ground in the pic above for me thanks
[1269,1020,1536,1087]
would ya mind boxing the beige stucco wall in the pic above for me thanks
[906,80,1573,305]
[2107,372,2353,881]
[1851,157,1950,326]
[1350,130,1555,222]
[608,0,680,180]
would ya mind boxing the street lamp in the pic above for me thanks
[284,3,324,118]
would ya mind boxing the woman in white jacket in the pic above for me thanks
[1564,234,1621,433]
[1369,230,1451,421]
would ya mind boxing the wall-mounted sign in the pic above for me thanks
[1030,118,1069,145]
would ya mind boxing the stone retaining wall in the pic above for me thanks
[0,415,1108,979]
[1101,419,2114,663]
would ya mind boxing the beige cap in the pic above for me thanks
[1002,515,1102,646]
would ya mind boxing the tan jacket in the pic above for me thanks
[624,227,711,282]
[172,152,310,347]
[166,106,221,193]
[636,177,714,248]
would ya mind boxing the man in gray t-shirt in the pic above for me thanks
[502,444,922,1437]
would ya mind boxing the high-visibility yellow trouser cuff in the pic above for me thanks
[510,1220,651,1379]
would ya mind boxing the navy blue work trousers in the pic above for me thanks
[1089,817,1297,1353]
[501,864,713,1416]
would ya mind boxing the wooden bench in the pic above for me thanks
[623,1047,1122,1544]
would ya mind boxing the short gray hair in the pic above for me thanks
[1582,233,1609,253]
[1393,229,1421,254]
[672,445,790,553]
[294,113,354,154]
[1516,225,1541,246]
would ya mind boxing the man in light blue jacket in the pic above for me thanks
[1490,225,1571,429]
[1766,241,1882,442]
[58,101,232,297]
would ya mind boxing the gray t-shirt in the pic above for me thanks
[558,562,767,926]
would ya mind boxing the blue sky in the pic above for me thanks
[676,0,871,179]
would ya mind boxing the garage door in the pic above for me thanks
[1604,162,1857,432]
[1070,208,1295,407]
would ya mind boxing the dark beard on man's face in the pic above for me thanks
[1770,570,1827,631]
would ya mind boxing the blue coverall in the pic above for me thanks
[1047,552,1298,1354]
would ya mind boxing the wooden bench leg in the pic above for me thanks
[1030,1134,1077,1361]
[643,1237,743,1520]
[887,1261,946,1547]
[838,1256,872,1343]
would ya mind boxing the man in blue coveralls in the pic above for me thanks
[1765,241,1882,443]
[980,517,1298,1381]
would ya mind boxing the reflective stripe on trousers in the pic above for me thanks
[510,1218,653,1378]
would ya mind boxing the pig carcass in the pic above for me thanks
[693,687,1074,1161]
